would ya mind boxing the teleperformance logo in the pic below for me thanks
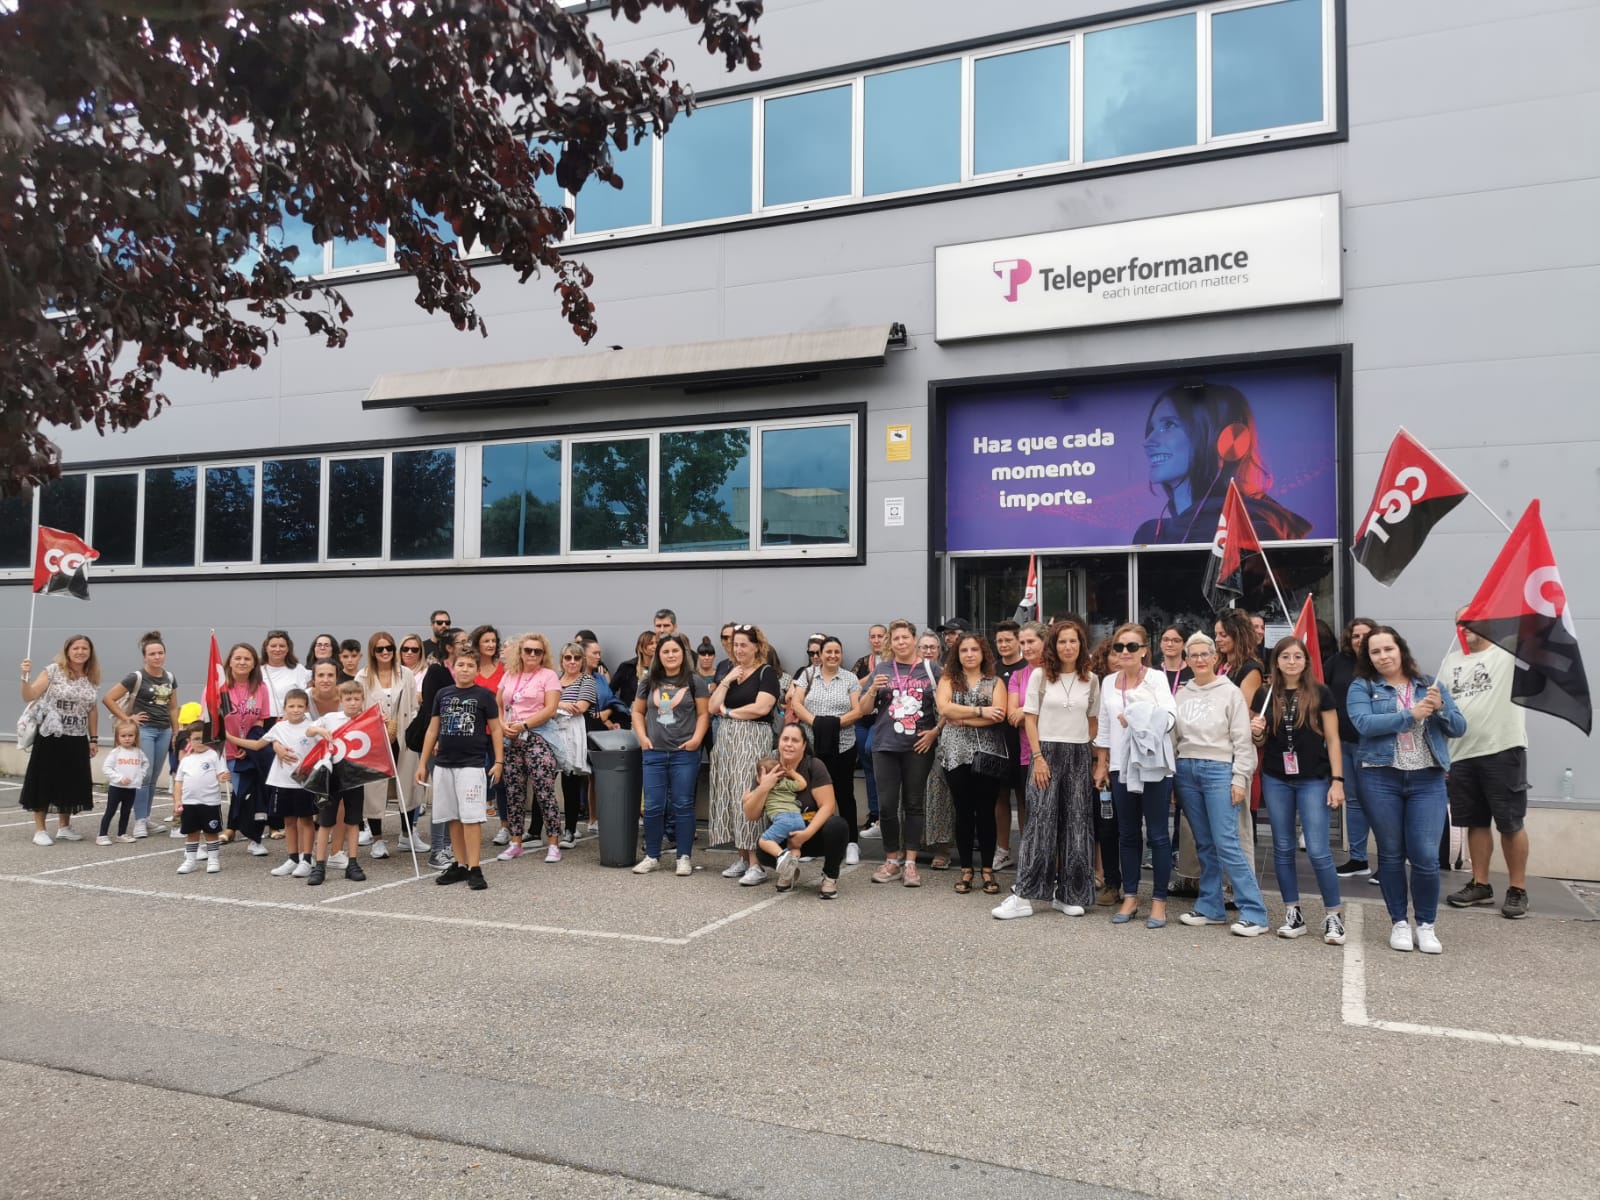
[993,249,1251,302]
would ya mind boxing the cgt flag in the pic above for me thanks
[200,634,226,740]
[1012,554,1039,623]
[1458,500,1591,736]
[1202,481,1262,615]
[1291,594,1325,684]
[32,527,99,599]
[1353,429,1469,586]
[292,705,398,795]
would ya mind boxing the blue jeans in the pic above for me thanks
[1341,743,1370,860]
[136,724,172,822]
[1261,774,1342,910]
[642,748,700,860]
[1359,764,1448,925]
[1113,772,1172,901]
[759,811,808,847]
[859,722,879,820]
[1175,759,1268,926]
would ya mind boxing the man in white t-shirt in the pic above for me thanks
[1441,613,1531,919]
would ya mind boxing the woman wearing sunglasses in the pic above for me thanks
[355,631,422,859]
[497,633,564,863]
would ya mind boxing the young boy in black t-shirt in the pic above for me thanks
[415,651,503,891]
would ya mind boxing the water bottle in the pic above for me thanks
[1560,768,1574,801]
[1099,789,1113,820]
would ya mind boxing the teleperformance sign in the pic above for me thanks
[935,194,1341,341]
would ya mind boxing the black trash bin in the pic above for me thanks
[587,729,643,867]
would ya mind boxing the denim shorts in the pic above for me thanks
[760,811,808,845]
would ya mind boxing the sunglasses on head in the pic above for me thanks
[731,624,754,634]
[1111,641,1144,654]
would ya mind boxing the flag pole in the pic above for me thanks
[24,589,37,663]
[1465,488,1515,535]
[1256,544,1293,626]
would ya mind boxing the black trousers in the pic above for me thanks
[817,747,860,843]
[755,813,848,879]
[947,763,998,870]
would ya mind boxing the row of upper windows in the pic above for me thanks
[257,0,1332,272]
[0,418,858,575]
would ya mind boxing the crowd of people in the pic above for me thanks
[16,600,1535,949]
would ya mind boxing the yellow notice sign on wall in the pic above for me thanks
[886,424,911,462]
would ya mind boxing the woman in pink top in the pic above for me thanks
[219,643,272,855]
[497,632,563,862]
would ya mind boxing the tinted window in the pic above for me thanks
[331,226,389,269]
[763,86,852,206]
[663,99,752,225]
[1084,14,1197,161]
[390,448,455,560]
[481,441,562,558]
[660,429,750,553]
[570,439,649,551]
[38,474,86,538]
[261,459,321,564]
[1212,0,1324,136]
[272,206,323,276]
[574,137,653,234]
[759,425,850,547]
[328,458,384,559]
[142,467,197,567]
[91,473,139,566]
[0,491,31,568]
[204,465,256,563]
[974,43,1072,174]
[864,60,962,195]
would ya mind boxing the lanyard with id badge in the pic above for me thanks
[1395,683,1418,755]
[1280,691,1301,776]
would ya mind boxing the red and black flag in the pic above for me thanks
[1291,594,1325,684]
[292,705,397,794]
[31,527,99,599]
[1458,500,1591,736]
[1203,481,1262,614]
[1353,429,1469,586]
[1012,554,1038,623]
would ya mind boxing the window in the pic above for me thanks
[203,465,256,563]
[481,440,562,558]
[328,458,384,559]
[759,425,851,547]
[1084,13,1198,161]
[38,474,86,539]
[974,43,1072,174]
[762,86,853,206]
[1211,0,1324,136]
[390,448,455,560]
[659,429,750,553]
[91,474,138,566]
[142,467,196,567]
[271,206,322,278]
[864,59,962,195]
[570,438,649,551]
[331,227,389,270]
[574,137,654,234]
[0,492,30,568]
[261,458,320,564]
[663,100,753,225]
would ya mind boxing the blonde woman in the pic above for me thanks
[499,632,563,863]
[355,631,420,859]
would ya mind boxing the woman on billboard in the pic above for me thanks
[1133,382,1313,545]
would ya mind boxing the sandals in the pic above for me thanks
[929,856,951,871]
[981,868,1001,895]
[955,868,975,894]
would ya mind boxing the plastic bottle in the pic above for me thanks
[1560,768,1574,800]
[1099,788,1113,820]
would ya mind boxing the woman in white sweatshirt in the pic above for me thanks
[1172,632,1269,937]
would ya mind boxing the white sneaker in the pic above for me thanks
[1414,921,1442,955]
[844,843,860,867]
[327,851,349,869]
[370,839,389,860]
[992,847,1016,871]
[32,830,52,846]
[633,856,659,875]
[1179,911,1226,927]
[492,828,509,846]
[115,834,137,844]
[176,855,198,874]
[145,819,168,834]
[1278,905,1308,939]
[721,860,748,879]
[292,859,313,878]
[132,820,148,839]
[397,833,425,851]
[1323,912,1347,945]
[1051,899,1086,916]
[247,840,269,856]
[859,821,881,839]
[586,821,600,839]
[1230,921,1269,937]
[675,856,693,877]
[992,894,1034,920]
[1389,920,1414,952]
[544,845,561,863]
[55,826,83,842]
[270,859,298,877]
[95,835,113,846]
[169,826,185,838]
[205,854,221,874]
[775,850,800,890]
[358,828,374,846]
[738,865,769,886]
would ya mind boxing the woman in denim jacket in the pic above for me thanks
[1347,625,1467,956]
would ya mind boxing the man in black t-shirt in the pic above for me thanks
[415,651,502,890]
[991,620,1027,870]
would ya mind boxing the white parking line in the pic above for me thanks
[1340,905,1600,1057]
[35,847,185,875]
[319,872,434,904]
[0,798,174,830]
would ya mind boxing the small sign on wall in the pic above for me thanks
[886,424,911,462]
[883,497,905,527]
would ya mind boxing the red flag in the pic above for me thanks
[1012,554,1038,623]
[1458,500,1591,736]
[1291,595,1325,684]
[200,634,226,739]
[31,527,99,598]
[1202,481,1262,614]
[1353,429,1469,586]
[292,705,397,793]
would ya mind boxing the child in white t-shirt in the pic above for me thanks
[98,719,150,845]
[230,689,318,878]
[172,723,227,874]
[303,681,371,886]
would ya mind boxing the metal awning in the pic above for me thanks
[362,322,906,411]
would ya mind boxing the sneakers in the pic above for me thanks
[497,842,525,862]
[206,853,221,874]
[1051,899,1086,916]
[902,862,922,888]
[859,821,882,839]
[492,828,510,846]
[427,851,454,870]
[844,843,860,867]
[327,851,349,869]
[31,830,52,846]
[675,856,693,876]
[992,894,1034,920]
[545,846,562,863]
[358,828,374,846]
[306,862,327,886]
[871,860,903,884]
[132,820,148,839]
[397,833,426,852]
[1389,920,1414,952]
[292,859,314,878]
[1277,906,1308,939]
[115,834,137,844]
[95,835,113,846]
[819,876,838,899]
[1367,873,1383,886]
[467,866,489,891]
[738,865,769,887]
[1178,911,1224,927]
[558,830,576,849]
[775,850,800,890]
[55,826,83,842]
[992,847,1015,871]
[1230,921,1269,937]
[176,855,198,874]
[633,856,660,875]
[1335,858,1372,877]
[1323,912,1347,945]
[1414,921,1442,954]
[345,861,366,882]
[1502,886,1530,919]
[146,820,168,834]
[436,863,469,886]
[721,860,748,879]
[369,839,389,860]
[1447,880,1495,908]
[169,826,185,838]
[247,840,269,856]
[270,858,298,877]
[1095,885,1119,907]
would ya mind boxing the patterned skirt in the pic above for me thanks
[708,717,773,850]
[1014,740,1096,906]
[923,763,954,847]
